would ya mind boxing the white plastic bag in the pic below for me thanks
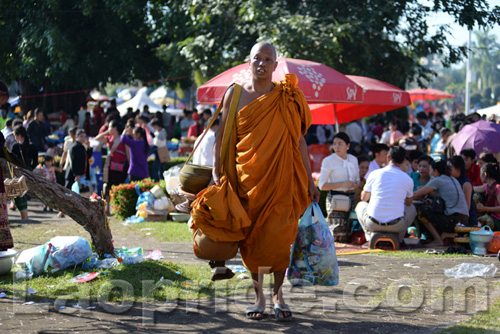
[163,165,182,196]
[287,203,339,286]
[444,263,498,278]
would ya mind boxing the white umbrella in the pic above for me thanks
[149,86,168,100]
[117,89,163,116]
[477,104,500,118]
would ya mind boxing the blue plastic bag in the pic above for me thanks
[46,236,93,272]
[135,184,155,210]
[287,203,339,286]
[16,245,50,275]
[16,236,92,275]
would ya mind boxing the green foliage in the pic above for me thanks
[109,179,163,219]
[165,0,500,89]
[2,0,500,111]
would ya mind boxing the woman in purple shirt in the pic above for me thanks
[121,126,150,181]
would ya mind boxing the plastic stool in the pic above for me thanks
[369,232,400,250]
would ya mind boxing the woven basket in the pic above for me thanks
[4,176,28,199]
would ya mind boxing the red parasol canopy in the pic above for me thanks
[197,58,363,104]
[407,88,455,102]
[309,75,411,125]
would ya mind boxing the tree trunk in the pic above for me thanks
[0,158,114,256]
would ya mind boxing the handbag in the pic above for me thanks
[431,196,446,214]
[110,161,125,172]
[431,176,460,214]
[327,161,353,212]
[330,194,351,212]
[179,84,242,195]
[157,146,170,163]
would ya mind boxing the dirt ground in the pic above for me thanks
[2,199,500,334]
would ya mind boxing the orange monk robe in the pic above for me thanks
[191,74,311,273]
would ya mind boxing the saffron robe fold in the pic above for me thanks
[191,74,312,273]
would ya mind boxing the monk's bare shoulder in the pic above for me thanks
[236,81,257,112]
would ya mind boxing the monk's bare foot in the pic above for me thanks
[246,294,266,320]
[272,293,292,320]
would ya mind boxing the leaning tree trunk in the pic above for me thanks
[0,158,114,256]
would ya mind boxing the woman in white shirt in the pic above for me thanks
[318,132,360,242]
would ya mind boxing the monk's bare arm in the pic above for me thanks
[299,135,320,203]
[212,87,234,186]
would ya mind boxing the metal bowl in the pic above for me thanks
[0,249,18,276]
[179,164,212,194]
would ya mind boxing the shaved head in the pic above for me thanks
[250,42,277,60]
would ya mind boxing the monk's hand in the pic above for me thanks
[212,167,221,186]
[308,181,320,203]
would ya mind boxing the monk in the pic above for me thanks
[211,42,320,321]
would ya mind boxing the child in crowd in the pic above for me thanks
[37,155,60,212]
[475,163,500,231]
[45,141,57,157]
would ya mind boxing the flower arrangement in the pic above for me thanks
[109,179,166,219]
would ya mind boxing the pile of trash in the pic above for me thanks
[124,184,175,224]
[15,236,164,280]
[124,165,192,223]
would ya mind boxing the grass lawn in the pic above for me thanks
[438,297,500,333]
[0,260,269,303]
[379,250,478,259]
[123,220,193,242]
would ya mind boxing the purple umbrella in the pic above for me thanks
[452,120,500,155]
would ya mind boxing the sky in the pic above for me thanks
[424,0,500,51]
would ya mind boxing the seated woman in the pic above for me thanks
[449,156,477,226]
[413,160,469,246]
[474,163,500,231]
[318,132,360,242]
[410,155,433,191]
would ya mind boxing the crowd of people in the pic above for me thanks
[0,94,216,218]
[315,111,500,247]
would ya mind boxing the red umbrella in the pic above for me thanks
[310,75,411,125]
[407,88,455,102]
[197,58,363,104]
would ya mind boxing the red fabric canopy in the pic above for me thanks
[310,75,411,125]
[197,58,363,104]
[407,88,455,102]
